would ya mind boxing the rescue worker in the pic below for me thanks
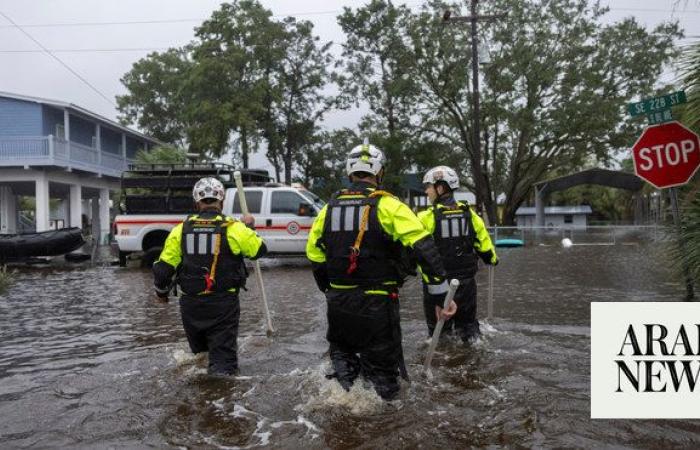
[153,177,266,376]
[306,142,456,400]
[419,166,498,343]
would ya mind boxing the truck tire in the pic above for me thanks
[141,247,162,268]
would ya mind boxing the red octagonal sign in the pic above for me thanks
[632,121,700,189]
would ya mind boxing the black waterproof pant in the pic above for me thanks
[423,276,480,342]
[179,292,240,376]
[326,289,403,400]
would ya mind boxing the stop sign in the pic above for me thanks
[632,121,700,189]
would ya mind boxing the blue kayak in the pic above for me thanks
[495,238,524,248]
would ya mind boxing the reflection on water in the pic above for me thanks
[0,242,696,448]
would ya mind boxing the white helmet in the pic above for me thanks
[346,140,386,176]
[192,177,225,202]
[423,166,460,190]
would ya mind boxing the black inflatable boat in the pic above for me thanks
[0,228,85,260]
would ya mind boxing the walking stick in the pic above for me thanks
[233,171,275,336]
[481,204,495,321]
[487,265,494,321]
[424,279,460,374]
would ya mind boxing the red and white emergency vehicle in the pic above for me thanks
[112,164,323,266]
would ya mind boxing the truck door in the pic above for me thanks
[267,190,315,253]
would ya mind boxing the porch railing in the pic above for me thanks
[0,135,132,177]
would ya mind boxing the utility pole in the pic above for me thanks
[443,1,506,223]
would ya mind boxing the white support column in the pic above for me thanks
[69,184,82,228]
[63,110,71,142]
[121,133,127,159]
[0,186,18,234]
[99,188,110,245]
[35,174,50,232]
[91,198,99,239]
[96,124,102,168]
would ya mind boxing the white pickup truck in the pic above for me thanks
[112,164,324,266]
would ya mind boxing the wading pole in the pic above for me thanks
[487,265,495,321]
[481,204,495,320]
[234,171,275,335]
[424,279,460,374]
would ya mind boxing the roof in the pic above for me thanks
[534,168,644,194]
[0,91,163,145]
[516,206,593,216]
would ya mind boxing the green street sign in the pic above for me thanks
[647,109,673,125]
[628,91,686,117]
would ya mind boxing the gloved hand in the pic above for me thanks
[312,262,330,293]
[478,249,498,266]
[154,283,171,303]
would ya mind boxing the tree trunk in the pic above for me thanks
[240,128,249,169]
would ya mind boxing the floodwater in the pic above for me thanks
[0,235,696,449]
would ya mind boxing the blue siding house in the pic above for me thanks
[0,91,162,238]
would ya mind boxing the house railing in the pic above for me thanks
[0,136,49,158]
[0,135,133,176]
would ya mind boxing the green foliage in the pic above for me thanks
[134,145,188,164]
[403,0,681,223]
[117,48,192,145]
[679,186,700,285]
[117,0,334,180]
[0,269,12,295]
[680,41,700,133]
[295,128,357,199]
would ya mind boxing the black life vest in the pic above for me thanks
[431,203,479,279]
[177,213,246,296]
[320,187,402,287]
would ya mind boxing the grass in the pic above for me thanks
[0,267,12,295]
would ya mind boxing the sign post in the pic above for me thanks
[631,120,699,301]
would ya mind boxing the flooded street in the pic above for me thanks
[1,240,697,449]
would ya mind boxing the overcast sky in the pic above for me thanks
[0,0,698,173]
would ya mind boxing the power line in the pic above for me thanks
[0,10,116,107]
[0,2,428,29]
[0,47,170,53]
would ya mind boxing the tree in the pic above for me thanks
[117,48,192,146]
[134,145,187,164]
[336,1,429,192]
[186,0,283,163]
[258,17,335,184]
[295,128,356,198]
[406,0,681,224]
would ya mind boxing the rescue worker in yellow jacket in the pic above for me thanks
[153,177,266,376]
[306,142,456,400]
[419,166,498,344]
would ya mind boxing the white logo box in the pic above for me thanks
[591,302,700,419]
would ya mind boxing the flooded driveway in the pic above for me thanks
[0,241,696,448]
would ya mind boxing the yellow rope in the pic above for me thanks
[350,190,393,253]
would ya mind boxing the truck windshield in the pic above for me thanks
[300,190,325,209]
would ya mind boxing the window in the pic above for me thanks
[271,191,307,214]
[232,191,262,214]
[564,214,573,224]
[55,124,65,139]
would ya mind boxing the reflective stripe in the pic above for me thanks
[344,206,356,231]
[441,220,450,238]
[198,233,208,255]
[329,283,358,289]
[365,290,389,295]
[450,218,460,237]
[331,207,341,232]
[427,281,448,294]
[186,234,195,254]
